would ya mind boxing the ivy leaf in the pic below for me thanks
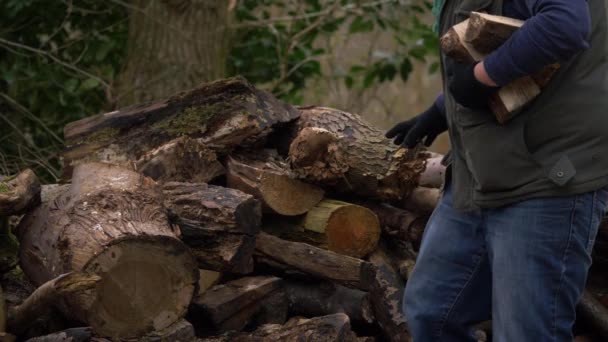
[80,78,100,90]
[349,16,374,33]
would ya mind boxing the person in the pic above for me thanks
[386,0,608,340]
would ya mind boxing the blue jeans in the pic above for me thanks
[403,182,608,342]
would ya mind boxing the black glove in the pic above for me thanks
[448,62,498,110]
[385,102,448,148]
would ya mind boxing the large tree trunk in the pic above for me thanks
[115,0,232,106]
[287,107,427,201]
[62,77,300,180]
[16,163,198,339]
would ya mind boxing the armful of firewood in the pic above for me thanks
[440,12,560,124]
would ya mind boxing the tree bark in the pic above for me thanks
[254,232,376,291]
[200,314,358,342]
[284,280,375,325]
[464,12,523,54]
[163,182,261,274]
[368,247,410,342]
[25,327,92,342]
[16,163,198,339]
[115,0,233,107]
[226,151,324,216]
[62,77,300,180]
[0,169,40,217]
[189,276,286,334]
[287,107,427,201]
[361,202,428,250]
[7,272,99,336]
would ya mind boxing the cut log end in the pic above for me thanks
[81,236,197,338]
[259,173,324,216]
[303,200,380,258]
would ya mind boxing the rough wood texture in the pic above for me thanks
[226,151,324,216]
[362,202,428,250]
[17,163,198,338]
[254,232,376,291]
[440,16,559,124]
[135,136,225,183]
[189,276,285,334]
[7,272,99,336]
[0,169,41,217]
[288,107,426,201]
[402,187,440,214]
[368,247,410,342]
[464,12,523,54]
[577,290,608,341]
[285,280,375,325]
[163,182,261,273]
[25,327,92,342]
[62,76,300,178]
[201,314,357,342]
[439,19,483,63]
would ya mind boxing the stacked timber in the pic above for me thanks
[0,76,607,342]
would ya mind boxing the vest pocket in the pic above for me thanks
[456,110,541,193]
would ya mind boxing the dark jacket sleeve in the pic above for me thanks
[483,0,591,86]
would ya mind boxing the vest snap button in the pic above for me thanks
[557,171,565,178]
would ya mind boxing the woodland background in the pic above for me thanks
[0,0,446,183]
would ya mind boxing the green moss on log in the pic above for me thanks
[0,183,10,193]
[77,127,120,145]
[152,104,221,136]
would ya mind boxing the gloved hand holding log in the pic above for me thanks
[440,12,560,124]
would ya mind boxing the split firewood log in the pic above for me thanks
[62,76,299,180]
[91,320,196,342]
[368,246,410,342]
[199,269,222,295]
[200,313,359,342]
[226,151,324,216]
[440,14,559,124]
[264,199,380,258]
[0,169,41,217]
[284,280,375,325]
[163,182,261,274]
[254,232,376,291]
[287,107,427,201]
[16,163,198,339]
[464,12,524,54]
[189,276,286,334]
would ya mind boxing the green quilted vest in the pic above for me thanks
[438,0,608,211]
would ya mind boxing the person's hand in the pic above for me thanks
[448,62,499,110]
[385,103,448,148]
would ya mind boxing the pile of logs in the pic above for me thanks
[0,77,606,341]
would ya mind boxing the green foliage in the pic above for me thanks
[1,0,438,182]
[0,0,128,181]
[229,0,439,103]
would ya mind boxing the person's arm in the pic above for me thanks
[480,0,591,86]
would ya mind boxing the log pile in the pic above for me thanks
[0,76,607,341]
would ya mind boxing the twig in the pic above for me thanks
[0,38,110,89]
[0,93,63,144]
